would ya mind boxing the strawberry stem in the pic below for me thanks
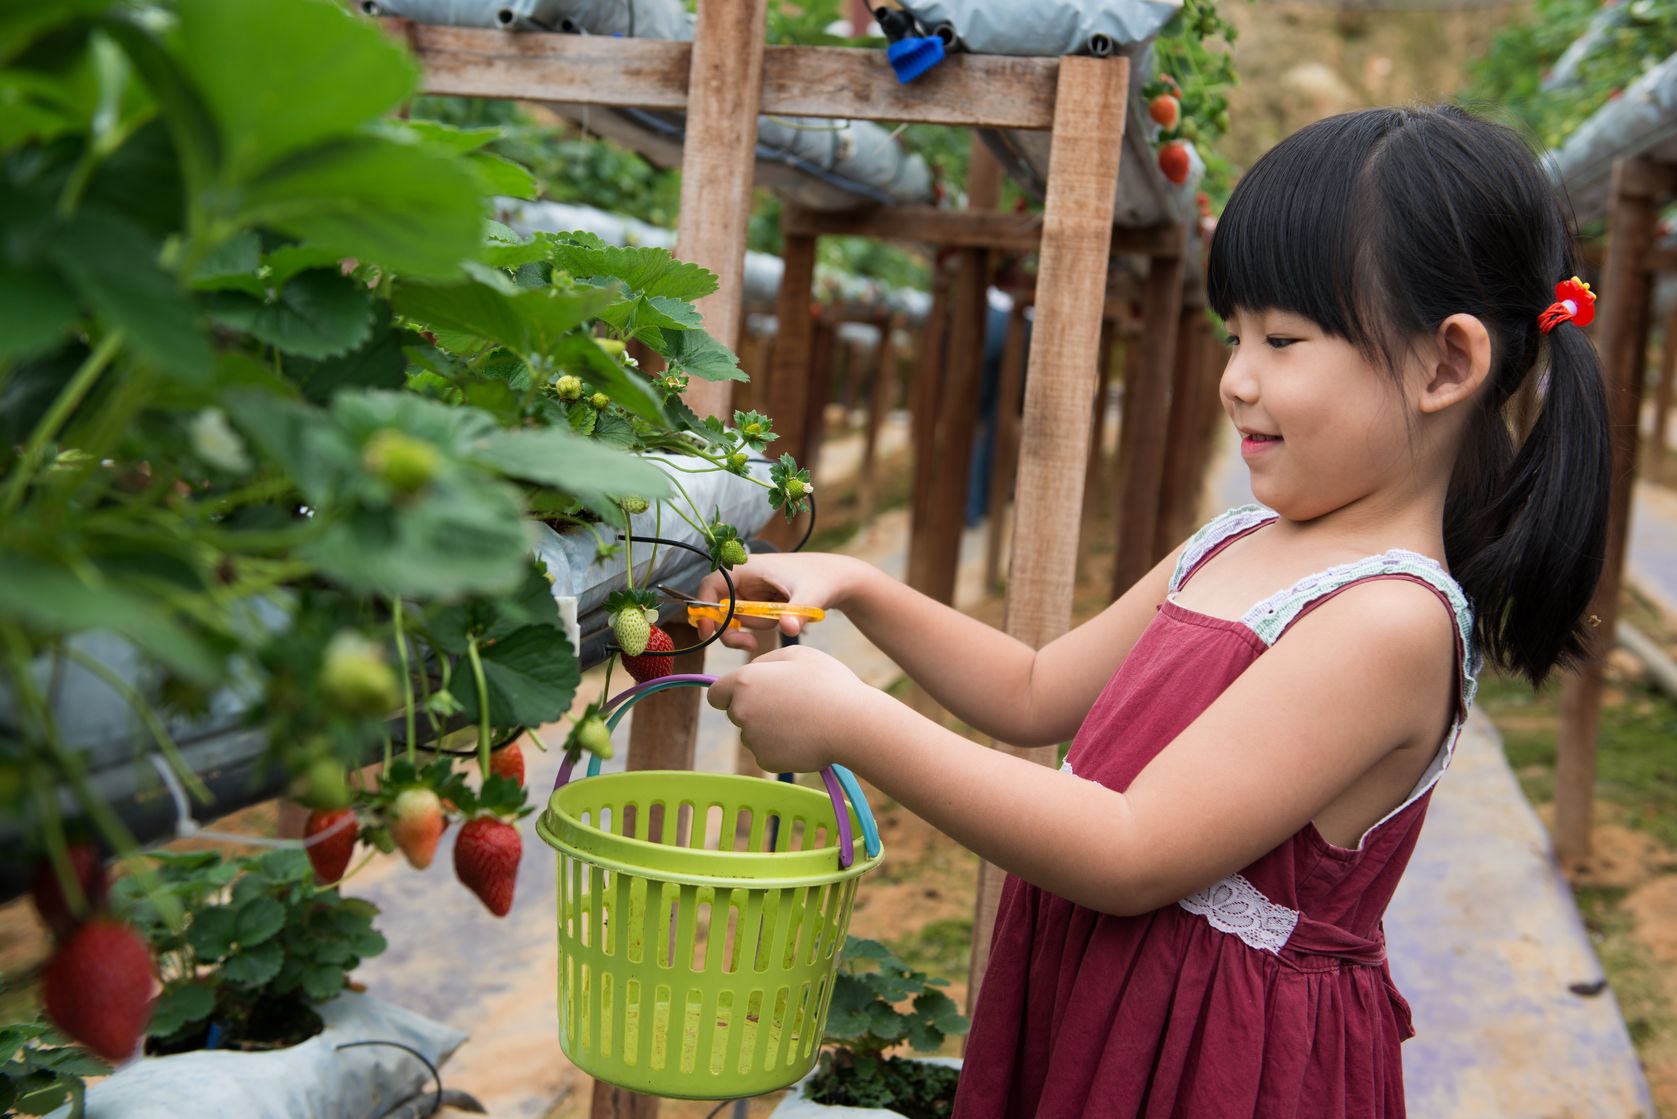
[63,645,212,803]
[465,635,492,780]
[392,597,417,764]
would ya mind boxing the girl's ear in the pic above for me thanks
[1417,313,1492,415]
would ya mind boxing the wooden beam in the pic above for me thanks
[1554,157,1672,862]
[967,54,1129,1011]
[782,205,1183,256]
[908,270,952,583]
[388,21,1061,130]
[1111,227,1190,598]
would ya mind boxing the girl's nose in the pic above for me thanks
[1219,349,1257,409]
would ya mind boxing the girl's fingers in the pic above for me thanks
[706,672,738,710]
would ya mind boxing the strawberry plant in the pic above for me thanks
[805,937,970,1119]
[1145,0,1239,201]
[0,1014,111,1118]
[1,0,812,1031]
[108,848,388,1054]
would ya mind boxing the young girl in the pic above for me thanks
[701,105,1611,1117]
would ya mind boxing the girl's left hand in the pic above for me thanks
[706,645,874,774]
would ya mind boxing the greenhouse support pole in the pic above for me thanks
[1157,287,1212,549]
[1555,157,1673,863]
[1082,316,1118,520]
[1110,226,1189,599]
[907,266,953,572]
[859,311,900,525]
[984,302,1031,592]
[908,139,1000,604]
[762,229,818,550]
[803,313,839,471]
[1651,304,1677,475]
[968,54,1128,1013]
[672,0,767,421]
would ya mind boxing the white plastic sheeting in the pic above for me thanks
[369,0,933,210]
[1547,51,1677,224]
[47,994,467,1119]
[895,0,1203,229]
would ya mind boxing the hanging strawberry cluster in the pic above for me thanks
[1146,0,1238,194]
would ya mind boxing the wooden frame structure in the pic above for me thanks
[1555,156,1677,861]
[384,9,1139,1112]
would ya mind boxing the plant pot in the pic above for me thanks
[769,1057,962,1119]
[46,992,466,1119]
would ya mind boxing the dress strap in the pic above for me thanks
[1169,504,1278,594]
[1239,550,1478,717]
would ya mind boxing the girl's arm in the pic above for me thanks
[696,545,1184,748]
[708,577,1457,914]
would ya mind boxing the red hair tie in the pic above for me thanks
[1538,276,1596,334]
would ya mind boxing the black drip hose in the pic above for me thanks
[335,1039,442,1117]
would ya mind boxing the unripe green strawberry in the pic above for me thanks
[362,429,439,495]
[620,496,650,515]
[576,715,613,760]
[555,374,584,401]
[296,757,350,810]
[719,539,748,568]
[320,631,400,717]
[594,337,626,358]
[612,606,651,657]
[391,787,445,870]
[726,451,748,471]
[590,392,611,410]
[742,421,766,440]
[786,477,807,500]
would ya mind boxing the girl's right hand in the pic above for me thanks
[693,551,865,653]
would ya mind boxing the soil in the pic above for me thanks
[147,995,325,1055]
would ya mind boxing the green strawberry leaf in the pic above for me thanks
[204,268,375,360]
[455,624,581,727]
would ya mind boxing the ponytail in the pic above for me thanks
[1446,321,1610,685]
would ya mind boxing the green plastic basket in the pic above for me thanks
[537,768,883,1099]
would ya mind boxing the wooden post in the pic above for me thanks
[983,303,1030,591]
[763,231,819,551]
[672,0,768,420]
[967,55,1129,1012]
[1652,304,1677,475]
[803,316,839,473]
[859,313,899,525]
[1156,294,1210,550]
[1554,158,1672,862]
[908,139,1001,602]
[1110,228,1189,598]
[907,267,952,591]
[909,246,989,603]
[590,625,708,1118]
[1083,318,1117,505]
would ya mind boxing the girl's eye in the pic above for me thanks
[1222,334,1239,348]
[1265,336,1299,349]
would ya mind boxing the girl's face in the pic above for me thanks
[1218,308,1418,522]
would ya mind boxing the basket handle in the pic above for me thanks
[551,674,875,868]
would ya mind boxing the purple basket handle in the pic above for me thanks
[550,673,858,868]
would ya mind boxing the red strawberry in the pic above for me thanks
[305,808,358,884]
[32,844,108,940]
[1148,94,1181,129]
[490,740,525,787]
[391,787,445,870]
[454,816,521,917]
[621,624,675,684]
[1158,141,1191,185]
[43,919,153,1062]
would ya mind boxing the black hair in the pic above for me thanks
[1206,105,1610,687]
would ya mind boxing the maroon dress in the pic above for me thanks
[954,506,1478,1119]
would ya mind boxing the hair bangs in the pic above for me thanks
[1206,111,1398,350]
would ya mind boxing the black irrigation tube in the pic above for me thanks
[335,1039,442,1116]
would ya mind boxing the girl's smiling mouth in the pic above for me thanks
[1240,430,1282,456]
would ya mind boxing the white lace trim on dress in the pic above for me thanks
[1178,873,1300,954]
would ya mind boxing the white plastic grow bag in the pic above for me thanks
[45,993,466,1119]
